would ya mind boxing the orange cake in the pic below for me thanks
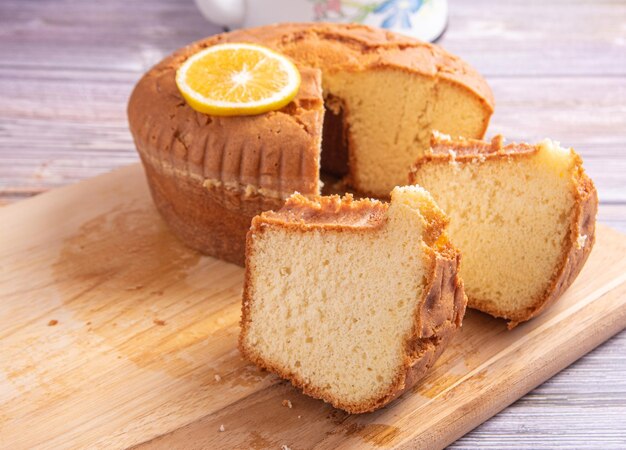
[128,23,494,265]
[410,134,597,326]
[239,186,466,413]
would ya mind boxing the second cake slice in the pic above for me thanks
[410,134,597,327]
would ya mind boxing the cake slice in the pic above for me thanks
[239,186,466,413]
[409,134,598,327]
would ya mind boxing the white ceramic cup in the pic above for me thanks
[194,0,448,42]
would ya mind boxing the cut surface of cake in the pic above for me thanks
[128,22,494,264]
[239,186,466,413]
[409,134,597,327]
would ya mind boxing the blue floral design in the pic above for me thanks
[375,0,424,29]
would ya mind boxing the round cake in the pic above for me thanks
[128,23,494,265]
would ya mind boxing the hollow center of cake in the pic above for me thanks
[319,94,351,196]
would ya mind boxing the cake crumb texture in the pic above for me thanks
[410,135,597,326]
[239,186,466,413]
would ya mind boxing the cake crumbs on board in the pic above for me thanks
[47,319,58,326]
[153,318,166,326]
[219,424,225,432]
[214,374,222,382]
[282,399,293,408]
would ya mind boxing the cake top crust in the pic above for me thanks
[163,23,494,109]
[413,132,584,167]
[254,193,388,230]
[428,133,536,159]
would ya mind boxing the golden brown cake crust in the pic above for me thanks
[239,194,466,413]
[258,193,389,229]
[410,134,598,327]
[128,23,494,265]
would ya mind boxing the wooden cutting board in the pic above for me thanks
[1,164,625,450]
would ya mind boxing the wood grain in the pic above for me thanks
[0,164,625,449]
[1,0,625,447]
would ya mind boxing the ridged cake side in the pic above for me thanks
[130,66,324,264]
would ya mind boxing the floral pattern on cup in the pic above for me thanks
[310,0,431,30]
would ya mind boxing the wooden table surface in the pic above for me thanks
[1,0,624,448]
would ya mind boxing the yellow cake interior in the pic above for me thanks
[242,186,442,406]
[412,140,577,319]
[321,70,489,197]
